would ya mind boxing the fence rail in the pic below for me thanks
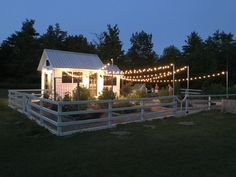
[8,89,236,136]
[8,89,177,136]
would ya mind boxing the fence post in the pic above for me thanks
[27,95,32,119]
[54,78,57,100]
[19,92,24,112]
[140,99,144,121]
[8,90,15,108]
[208,96,211,110]
[8,90,11,107]
[22,94,26,114]
[221,99,225,112]
[185,94,189,114]
[108,101,112,127]
[173,96,177,116]
[39,98,44,125]
[57,102,62,136]
[15,92,19,110]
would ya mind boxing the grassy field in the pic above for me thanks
[1,90,236,177]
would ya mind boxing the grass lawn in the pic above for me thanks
[1,90,236,177]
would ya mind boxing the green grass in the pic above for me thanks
[1,89,236,177]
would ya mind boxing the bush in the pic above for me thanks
[61,87,91,112]
[43,90,51,99]
[72,86,91,101]
[127,89,147,99]
[158,88,169,97]
[98,88,116,100]
[97,88,115,109]
[158,88,172,103]
[121,83,132,96]
[63,91,72,101]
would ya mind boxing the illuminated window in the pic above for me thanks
[62,71,83,83]
[73,72,83,83]
[104,76,116,86]
[62,72,72,83]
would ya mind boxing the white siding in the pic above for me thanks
[40,67,121,98]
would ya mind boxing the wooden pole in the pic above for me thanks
[172,64,175,95]
[111,58,114,99]
[54,77,56,100]
[187,66,189,91]
[77,79,80,100]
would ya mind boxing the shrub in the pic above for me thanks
[72,86,91,100]
[158,88,169,97]
[97,88,115,109]
[158,88,172,103]
[61,87,91,112]
[98,88,116,100]
[127,89,147,99]
[63,91,72,101]
[121,83,132,96]
[43,90,51,99]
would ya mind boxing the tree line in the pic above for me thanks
[0,19,235,90]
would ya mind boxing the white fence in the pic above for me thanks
[8,89,177,136]
[8,89,236,136]
[182,94,236,113]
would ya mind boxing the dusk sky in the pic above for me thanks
[1,0,235,54]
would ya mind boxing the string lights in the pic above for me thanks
[123,71,225,83]
[124,66,187,79]
[121,64,171,74]
[69,61,226,84]
[64,71,83,78]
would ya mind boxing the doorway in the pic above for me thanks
[89,73,97,97]
[44,73,52,90]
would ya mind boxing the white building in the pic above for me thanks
[37,49,121,98]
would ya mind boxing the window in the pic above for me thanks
[62,72,72,83]
[62,71,83,83]
[46,60,50,66]
[73,72,83,83]
[104,76,116,86]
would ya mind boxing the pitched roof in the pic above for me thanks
[37,49,104,71]
[107,65,121,73]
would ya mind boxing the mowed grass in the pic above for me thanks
[1,90,236,177]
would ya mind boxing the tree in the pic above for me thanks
[96,24,124,64]
[40,23,67,50]
[205,30,236,85]
[126,31,157,67]
[182,32,217,75]
[0,19,40,85]
[160,45,184,66]
[183,31,204,56]
[63,35,96,53]
[206,31,235,69]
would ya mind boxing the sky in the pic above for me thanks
[0,0,235,54]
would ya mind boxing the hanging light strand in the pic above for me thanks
[123,71,225,83]
[123,66,187,79]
